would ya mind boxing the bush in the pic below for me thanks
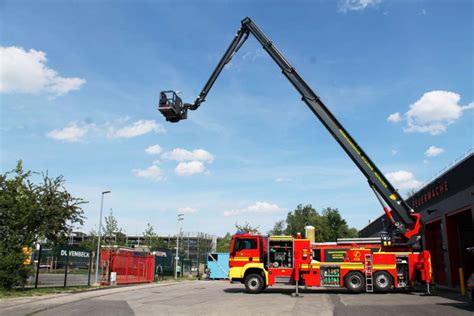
[0,248,31,290]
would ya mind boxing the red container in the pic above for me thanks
[100,248,154,285]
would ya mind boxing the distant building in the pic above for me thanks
[360,149,473,290]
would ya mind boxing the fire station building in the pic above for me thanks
[360,150,474,290]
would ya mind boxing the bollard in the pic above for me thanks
[459,268,465,296]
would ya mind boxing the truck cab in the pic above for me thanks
[229,233,268,293]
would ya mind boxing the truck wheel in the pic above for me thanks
[244,273,264,294]
[344,271,365,293]
[374,271,393,292]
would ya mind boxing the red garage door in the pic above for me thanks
[425,220,447,285]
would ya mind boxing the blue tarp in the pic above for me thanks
[207,252,229,279]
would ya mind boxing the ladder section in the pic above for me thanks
[364,253,374,292]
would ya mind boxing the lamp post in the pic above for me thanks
[175,213,184,279]
[95,190,111,285]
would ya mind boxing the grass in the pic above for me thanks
[0,285,94,299]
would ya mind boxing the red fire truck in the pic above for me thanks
[157,17,432,294]
[228,233,431,294]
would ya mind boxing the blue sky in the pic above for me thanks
[1,0,472,237]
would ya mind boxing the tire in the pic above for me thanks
[344,271,365,293]
[244,273,264,294]
[373,271,393,293]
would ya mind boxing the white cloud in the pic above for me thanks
[46,122,91,142]
[48,119,164,142]
[338,0,381,13]
[0,46,85,97]
[109,120,165,138]
[178,207,197,214]
[175,161,205,176]
[162,148,214,163]
[386,170,422,190]
[145,144,162,155]
[224,201,284,217]
[387,112,401,123]
[425,145,444,157]
[132,165,164,181]
[403,91,473,135]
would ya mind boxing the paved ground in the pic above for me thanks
[1,281,472,316]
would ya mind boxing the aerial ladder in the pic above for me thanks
[158,17,422,250]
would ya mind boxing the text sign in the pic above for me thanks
[60,249,90,259]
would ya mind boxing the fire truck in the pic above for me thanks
[228,232,430,294]
[157,17,432,294]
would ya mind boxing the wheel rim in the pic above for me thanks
[376,274,389,288]
[350,276,361,288]
[248,277,260,290]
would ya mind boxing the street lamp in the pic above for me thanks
[95,190,111,285]
[175,213,184,279]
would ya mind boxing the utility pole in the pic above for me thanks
[175,213,184,279]
[95,190,110,285]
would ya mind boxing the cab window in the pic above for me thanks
[234,238,257,251]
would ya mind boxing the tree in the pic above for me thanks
[268,220,286,235]
[0,161,86,290]
[143,223,166,249]
[216,233,232,252]
[280,204,358,242]
[284,204,320,237]
[79,229,98,252]
[103,211,125,247]
[235,221,260,234]
[319,207,358,241]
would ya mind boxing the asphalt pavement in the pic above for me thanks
[0,280,472,316]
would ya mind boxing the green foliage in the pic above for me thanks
[268,220,286,235]
[0,250,30,290]
[0,160,86,290]
[285,204,320,237]
[282,204,358,241]
[216,233,232,252]
[319,207,358,241]
[103,211,127,247]
[142,223,166,249]
[235,221,260,234]
[79,229,98,252]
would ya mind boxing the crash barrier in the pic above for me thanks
[29,246,93,288]
[207,252,229,279]
[100,248,154,285]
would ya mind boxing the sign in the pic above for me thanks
[59,247,90,259]
[323,249,348,262]
[412,181,449,209]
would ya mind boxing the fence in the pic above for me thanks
[28,246,93,288]
[100,248,154,285]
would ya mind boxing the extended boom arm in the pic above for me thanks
[158,17,421,248]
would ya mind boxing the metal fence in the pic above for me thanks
[28,246,94,288]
